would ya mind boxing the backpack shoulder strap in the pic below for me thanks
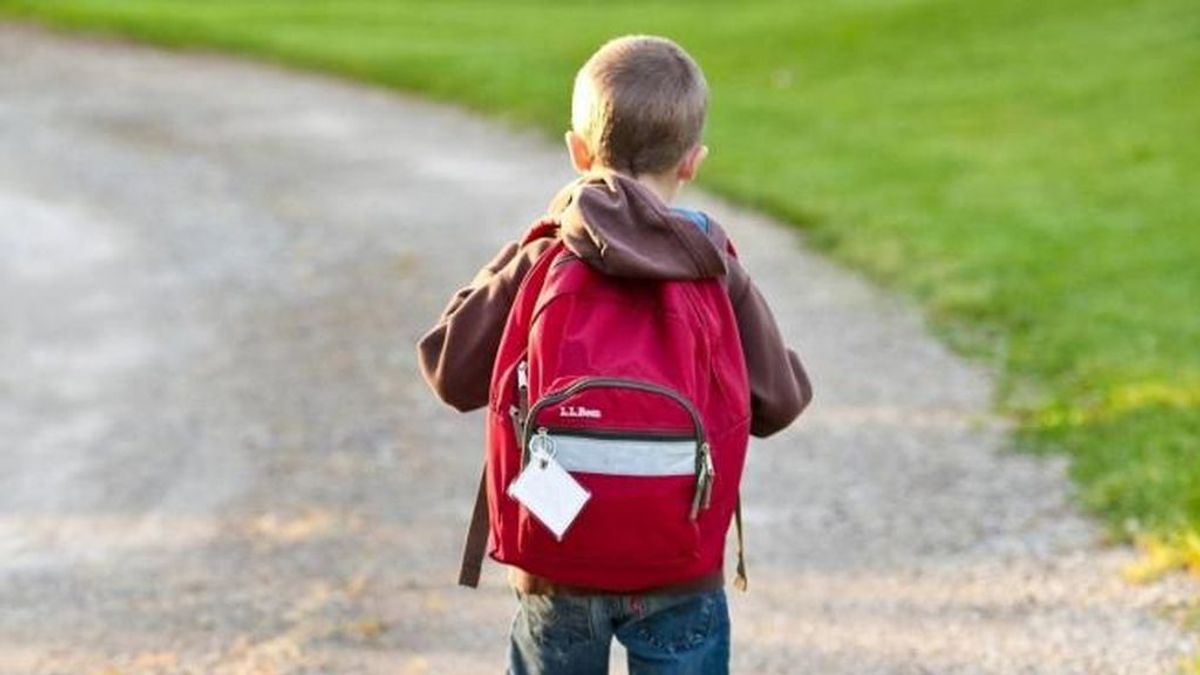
[458,468,491,587]
[520,217,560,247]
[734,496,748,591]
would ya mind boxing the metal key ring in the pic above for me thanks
[528,429,556,467]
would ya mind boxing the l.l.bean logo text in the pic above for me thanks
[559,405,602,419]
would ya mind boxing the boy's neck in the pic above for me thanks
[592,165,681,204]
[634,172,681,205]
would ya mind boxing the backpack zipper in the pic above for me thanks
[521,377,715,521]
[541,427,695,442]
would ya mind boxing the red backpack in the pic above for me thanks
[459,218,751,592]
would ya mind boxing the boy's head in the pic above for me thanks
[567,35,708,187]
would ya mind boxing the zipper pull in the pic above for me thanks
[689,479,705,521]
[515,361,530,455]
[517,360,529,391]
[509,404,522,442]
[701,443,715,510]
[690,442,711,521]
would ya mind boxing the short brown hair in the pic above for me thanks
[572,35,708,176]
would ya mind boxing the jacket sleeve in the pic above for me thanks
[416,238,554,412]
[726,255,813,438]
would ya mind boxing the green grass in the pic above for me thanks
[3,0,1198,569]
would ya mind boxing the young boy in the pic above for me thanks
[418,35,811,675]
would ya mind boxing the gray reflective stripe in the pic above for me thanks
[548,434,696,476]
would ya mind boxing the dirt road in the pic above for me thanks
[1,24,1194,674]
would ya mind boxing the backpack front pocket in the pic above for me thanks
[513,377,713,572]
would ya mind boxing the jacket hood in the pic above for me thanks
[546,172,729,280]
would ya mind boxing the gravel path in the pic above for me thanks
[1,24,1195,674]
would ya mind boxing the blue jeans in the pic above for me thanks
[507,587,730,675]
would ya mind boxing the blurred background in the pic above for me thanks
[1,1,1197,673]
[5,0,1195,582]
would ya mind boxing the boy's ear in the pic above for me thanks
[565,130,594,174]
[677,144,708,182]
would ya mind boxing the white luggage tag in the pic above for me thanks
[506,431,591,540]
